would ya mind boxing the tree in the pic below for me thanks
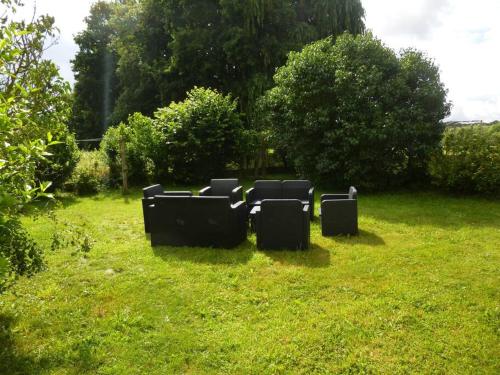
[0,0,64,290]
[0,0,85,290]
[155,87,243,183]
[1,6,78,189]
[70,0,119,141]
[260,33,450,189]
[80,0,365,125]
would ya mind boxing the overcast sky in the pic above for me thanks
[12,0,500,121]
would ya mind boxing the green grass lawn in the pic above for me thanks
[1,188,499,374]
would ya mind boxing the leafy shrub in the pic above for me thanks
[259,33,450,189]
[36,125,80,190]
[101,113,164,186]
[67,150,110,195]
[155,87,243,183]
[0,218,44,291]
[429,124,500,194]
[0,255,9,292]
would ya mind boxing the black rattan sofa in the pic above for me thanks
[254,199,310,250]
[199,178,243,203]
[149,196,247,248]
[246,180,315,219]
[320,186,358,236]
[142,184,192,233]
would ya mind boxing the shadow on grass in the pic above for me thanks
[151,238,332,268]
[328,229,385,246]
[0,313,44,375]
[262,243,331,268]
[152,239,255,265]
[0,313,102,375]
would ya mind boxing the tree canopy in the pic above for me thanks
[259,33,451,189]
[71,0,366,138]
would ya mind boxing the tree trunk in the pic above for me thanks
[120,136,128,195]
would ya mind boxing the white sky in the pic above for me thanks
[11,0,500,121]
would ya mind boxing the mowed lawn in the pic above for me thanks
[1,187,499,374]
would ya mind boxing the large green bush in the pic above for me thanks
[0,6,63,290]
[35,122,80,189]
[429,124,500,194]
[67,150,110,195]
[155,87,243,183]
[259,33,450,189]
[101,113,165,186]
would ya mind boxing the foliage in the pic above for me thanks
[260,33,450,188]
[0,218,44,291]
[1,7,78,189]
[0,254,8,291]
[74,0,365,133]
[429,124,500,194]
[66,151,109,195]
[0,0,73,290]
[101,113,164,186]
[70,1,118,141]
[50,218,94,257]
[1,189,499,373]
[155,87,243,183]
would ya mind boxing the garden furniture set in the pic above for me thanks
[142,179,358,250]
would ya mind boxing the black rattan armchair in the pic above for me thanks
[142,184,192,233]
[320,186,358,236]
[199,178,243,203]
[255,199,310,250]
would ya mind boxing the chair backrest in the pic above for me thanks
[254,180,282,200]
[143,184,164,198]
[349,186,358,199]
[259,199,305,248]
[260,200,303,230]
[160,191,193,197]
[152,195,191,230]
[210,178,239,196]
[282,180,311,200]
[188,196,231,227]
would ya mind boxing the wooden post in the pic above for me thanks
[120,133,128,195]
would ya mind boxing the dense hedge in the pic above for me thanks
[259,33,450,189]
[429,124,500,194]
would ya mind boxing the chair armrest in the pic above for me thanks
[245,187,255,202]
[254,205,262,233]
[321,193,349,201]
[231,186,243,203]
[199,186,212,196]
[231,200,246,210]
[308,187,315,198]
[308,187,315,218]
[302,204,310,248]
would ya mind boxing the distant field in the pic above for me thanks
[1,188,499,374]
